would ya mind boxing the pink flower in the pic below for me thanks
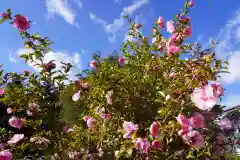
[189,130,205,148]
[100,113,112,120]
[89,60,98,69]
[86,118,96,129]
[8,116,23,129]
[157,17,165,28]
[150,122,160,137]
[169,72,177,78]
[167,45,181,56]
[62,126,73,134]
[218,118,232,130]
[28,103,39,110]
[1,13,8,19]
[151,140,162,149]
[189,112,205,128]
[176,114,191,134]
[134,24,142,30]
[67,128,73,134]
[7,108,13,114]
[166,21,175,33]
[188,0,194,7]
[62,126,69,133]
[211,82,224,97]
[72,91,81,102]
[119,57,125,63]
[123,121,138,139]
[165,95,171,101]
[0,143,4,149]
[83,116,89,122]
[170,33,178,42]
[178,15,191,23]
[7,134,24,145]
[0,89,5,96]
[183,26,192,37]
[191,85,219,110]
[135,138,150,153]
[182,130,205,148]
[106,90,113,105]
[178,127,190,136]
[0,150,12,160]
[27,110,33,116]
[13,15,30,32]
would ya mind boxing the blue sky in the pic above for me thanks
[0,0,240,108]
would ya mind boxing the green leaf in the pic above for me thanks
[186,151,195,159]
[157,91,165,98]
[126,149,132,157]
[33,33,40,39]
[0,70,4,77]
[7,9,11,14]
[20,54,29,59]
[0,18,8,24]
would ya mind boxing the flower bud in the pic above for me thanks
[152,140,162,149]
[134,23,142,30]
[188,0,194,7]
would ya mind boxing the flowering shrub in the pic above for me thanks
[0,0,238,159]
[0,9,73,159]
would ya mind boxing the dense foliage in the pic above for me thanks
[0,0,239,159]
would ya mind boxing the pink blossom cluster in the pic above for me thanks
[83,113,112,130]
[8,116,23,129]
[106,90,113,105]
[1,11,30,32]
[0,89,5,96]
[0,150,12,160]
[191,82,224,111]
[122,121,164,153]
[176,113,205,148]
[154,13,193,56]
[89,60,98,69]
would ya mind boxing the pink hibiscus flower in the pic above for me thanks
[123,121,138,139]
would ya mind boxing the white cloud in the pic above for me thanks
[220,51,240,84]
[114,0,121,4]
[89,0,149,42]
[73,0,83,8]
[214,9,240,84]
[222,94,240,109]
[45,0,81,28]
[89,12,107,25]
[213,9,240,109]
[17,48,82,81]
[8,53,17,63]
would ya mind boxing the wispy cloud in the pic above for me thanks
[215,9,240,84]
[73,0,83,8]
[17,48,82,81]
[89,0,149,42]
[114,0,121,4]
[8,53,17,63]
[223,94,240,109]
[89,12,107,25]
[45,0,81,28]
